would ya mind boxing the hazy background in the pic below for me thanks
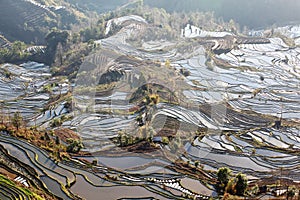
[63,0,300,29]
[144,0,300,29]
[1,0,300,43]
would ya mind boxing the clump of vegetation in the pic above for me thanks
[50,115,71,128]
[43,84,53,93]
[50,117,63,127]
[11,111,23,130]
[0,112,82,160]
[0,41,30,63]
[66,138,84,153]
[216,167,248,197]
[217,167,232,193]
[287,186,296,199]
[180,68,191,77]
[112,131,144,147]
[143,93,160,106]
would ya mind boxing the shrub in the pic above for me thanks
[217,167,232,187]
[235,173,248,196]
[12,111,23,130]
[66,140,83,153]
[51,118,62,127]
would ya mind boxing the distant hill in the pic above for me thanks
[63,0,129,14]
[0,0,83,44]
[2,0,300,45]
[144,0,300,29]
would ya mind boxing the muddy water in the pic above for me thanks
[71,175,170,200]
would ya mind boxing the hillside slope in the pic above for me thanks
[0,0,82,44]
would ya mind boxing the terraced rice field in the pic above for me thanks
[0,62,69,122]
[0,35,10,48]
[0,15,299,199]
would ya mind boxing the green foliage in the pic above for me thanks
[0,41,29,63]
[80,24,106,42]
[235,173,248,196]
[217,167,232,186]
[55,135,60,145]
[217,168,248,196]
[114,131,143,147]
[225,178,237,195]
[251,184,260,195]
[161,136,170,144]
[195,160,200,168]
[143,94,160,106]
[12,41,26,52]
[51,118,62,127]
[11,111,23,130]
[107,21,122,37]
[66,139,83,153]
[43,84,53,93]
[92,159,98,165]
[0,48,11,63]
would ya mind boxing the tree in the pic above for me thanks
[12,111,23,130]
[225,178,237,195]
[66,140,83,153]
[55,136,60,145]
[195,161,200,168]
[71,33,80,44]
[217,167,232,193]
[150,94,159,105]
[51,118,62,127]
[217,167,232,186]
[235,173,248,196]
[44,132,51,141]
[251,184,260,195]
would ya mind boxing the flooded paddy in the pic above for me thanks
[0,14,299,199]
[71,175,170,200]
